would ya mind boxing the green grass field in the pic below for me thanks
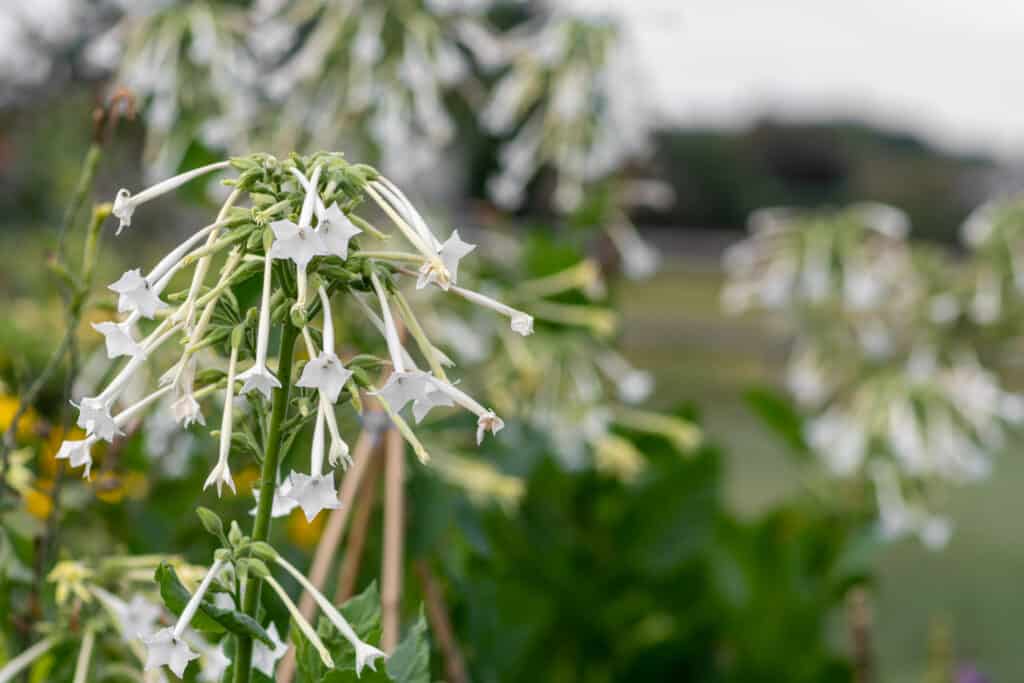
[620,257,1024,681]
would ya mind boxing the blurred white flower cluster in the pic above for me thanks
[723,201,1024,548]
[82,0,503,184]
[483,9,652,213]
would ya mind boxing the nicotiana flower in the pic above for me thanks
[204,340,239,497]
[72,396,123,443]
[142,628,200,678]
[92,318,143,359]
[252,622,288,678]
[113,160,230,234]
[142,556,225,677]
[317,202,362,259]
[296,288,353,404]
[91,586,163,642]
[237,253,281,400]
[449,285,534,336]
[418,229,476,290]
[283,469,340,523]
[258,547,387,676]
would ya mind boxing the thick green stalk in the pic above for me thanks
[234,322,299,683]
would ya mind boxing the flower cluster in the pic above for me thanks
[723,203,1024,548]
[86,0,503,185]
[57,152,533,526]
[483,10,652,213]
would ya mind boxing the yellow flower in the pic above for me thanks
[48,560,93,606]
[93,472,126,504]
[23,487,53,520]
[122,471,150,500]
[287,508,326,549]
[233,466,260,496]
[0,394,37,441]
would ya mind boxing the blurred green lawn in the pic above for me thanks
[620,254,1024,682]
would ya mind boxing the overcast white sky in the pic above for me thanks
[603,0,1024,161]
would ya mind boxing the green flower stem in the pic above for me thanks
[234,321,299,683]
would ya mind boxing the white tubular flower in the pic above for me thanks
[284,469,340,523]
[252,622,288,678]
[142,628,200,679]
[411,383,455,424]
[259,573,335,670]
[238,253,281,400]
[171,357,205,428]
[284,406,341,518]
[109,268,168,319]
[171,558,225,642]
[271,165,328,266]
[112,160,230,234]
[296,290,353,403]
[272,553,387,677]
[94,320,181,407]
[368,271,435,411]
[251,479,299,519]
[55,438,97,479]
[375,178,475,290]
[204,342,239,497]
[448,285,534,336]
[63,385,174,476]
[427,377,504,445]
[322,395,351,469]
[91,587,163,642]
[417,230,476,290]
[72,397,123,443]
[147,222,220,288]
[293,170,364,260]
[596,351,654,404]
[317,202,362,260]
[92,316,142,359]
[194,639,230,683]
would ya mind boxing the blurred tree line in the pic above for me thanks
[635,120,997,242]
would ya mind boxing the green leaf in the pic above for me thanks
[743,386,811,458]
[154,562,224,635]
[153,563,274,646]
[385,611,430,683]
[339,581,381,639]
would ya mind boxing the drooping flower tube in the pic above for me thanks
[112,160,230,234]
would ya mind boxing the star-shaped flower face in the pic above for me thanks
[143,627,200,679]
[252,622,289,677]
[284,471,340,522]
[476,410,505,445]
[92,321,142,359]
[296,352,353,404]
[173,393,206,428]
[417,230,476,290]
[251,480,299,518]
[74,397,122,442]
[110,268,167,319]
[120,594,164,640]
[55,439,94,478]
[198,641,231,683]
[203,459,236,498]
[317,202,362,260]
[375,370,434,414]
[412,384,455,423]
[354,640,388,677]
[510,313,534,336]
[237,364,282,401]
[268,219,328,268]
